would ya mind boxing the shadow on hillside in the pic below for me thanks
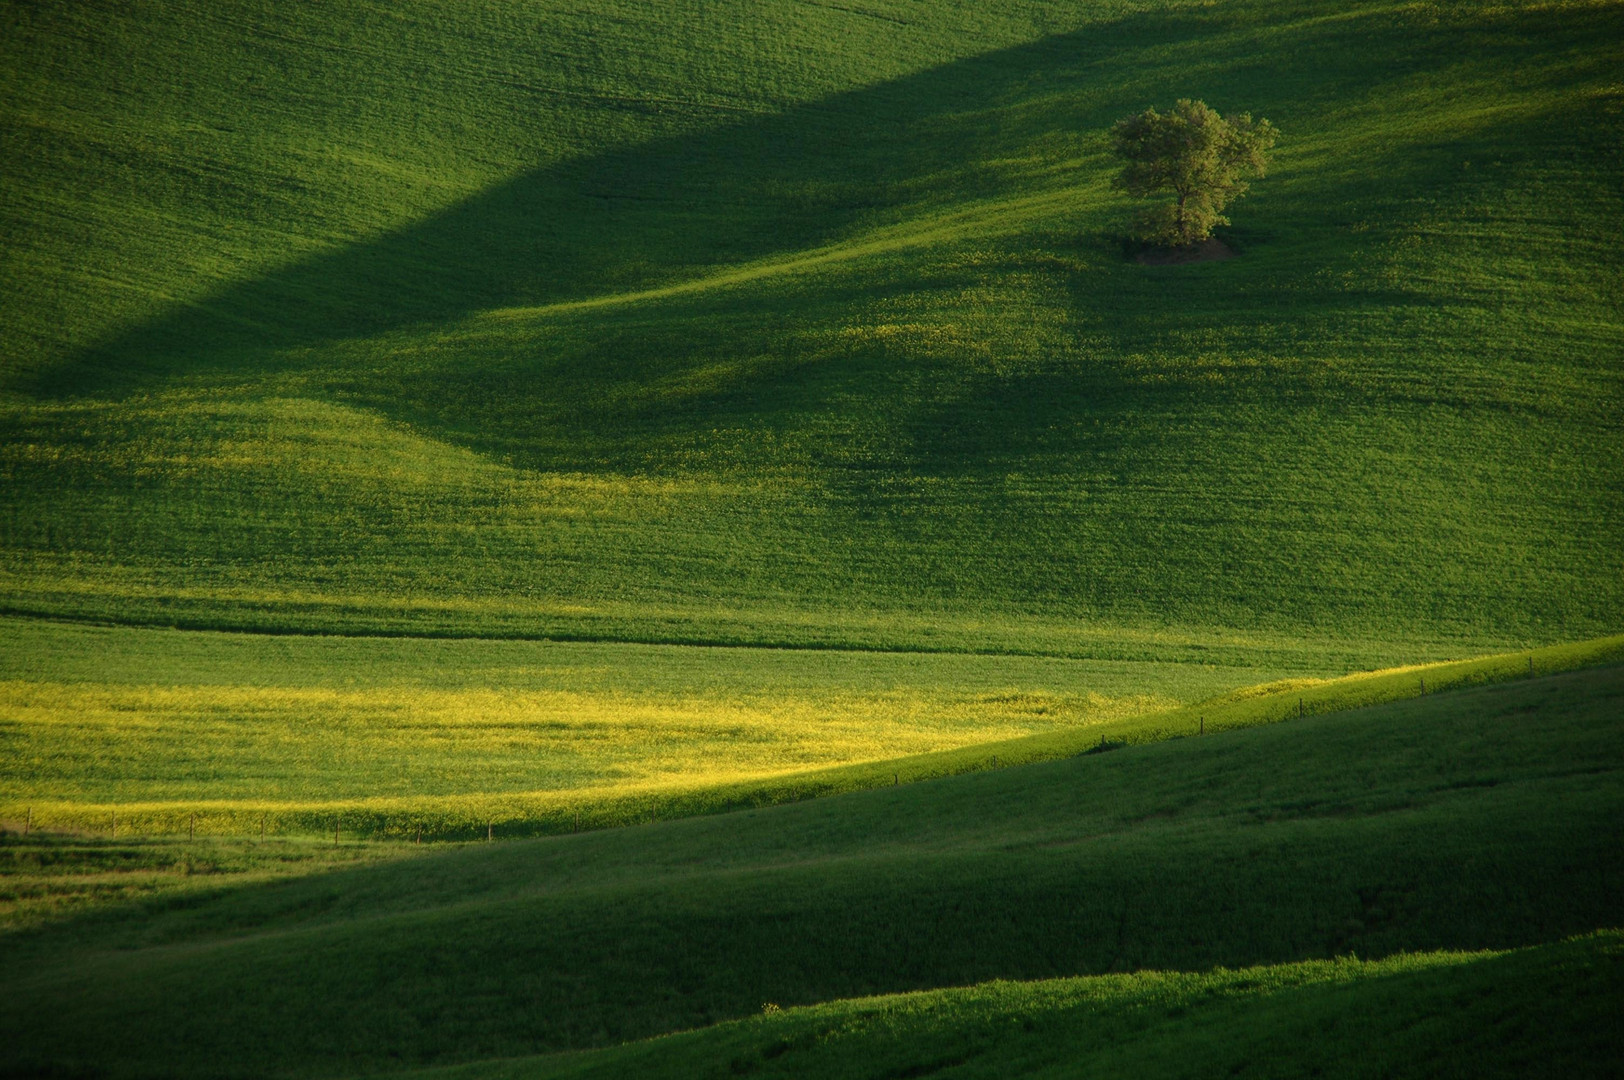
[2,665,1622,1074]
[17,1,1615,482]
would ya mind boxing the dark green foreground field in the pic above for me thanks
[3,664,1622,1078]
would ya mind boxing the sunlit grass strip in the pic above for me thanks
[483,184,1093,321]
[6,634,1618,842]
[0,680,1168,808]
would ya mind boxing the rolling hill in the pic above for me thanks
[406,933,1624,1080]
[2,663,1621,1076]
[1,1,1621,1074]
[2,0,1619,653]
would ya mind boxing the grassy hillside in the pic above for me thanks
[2,0,1620,651]
[3,4,1620,1075]
[3,664,1621,1077]
[409,933,1624,1080]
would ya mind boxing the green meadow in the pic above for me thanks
[3,623,1618,843]
[3,664,1622,1076]
[1,0,1621,1074]
[0,613,1335,838]
[2,0,1619,650]
[414,934,1624,1080]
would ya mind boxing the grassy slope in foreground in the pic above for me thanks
[2,0,1620,650]
[412,933,1624,1080]
[2,664,1620,1077]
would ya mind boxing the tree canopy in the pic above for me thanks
[1110,99,1277,248]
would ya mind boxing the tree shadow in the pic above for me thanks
[19,11,1153,399]
[27,0,1606,423]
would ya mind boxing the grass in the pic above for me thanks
[2,664,1620,1076]
[408,932,1624,1079]
[0,833,404,936]
[0,613,1338,837]
[6,620,1615,840]
[1,0,1619,653]
[1,2,1620,1073]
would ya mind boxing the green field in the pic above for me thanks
[3,664,1622,1076]
[416,934,1624,1080]
[4,622,1617,843]
[2,0,1620,651]
[0,613,1341,837]
[1,0,1621,1074]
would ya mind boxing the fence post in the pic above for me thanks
[487,821,493,842]
[189,814,195,841]
[1199,716,1204,735]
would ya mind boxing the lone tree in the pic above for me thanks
[1109,99,1277,248]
